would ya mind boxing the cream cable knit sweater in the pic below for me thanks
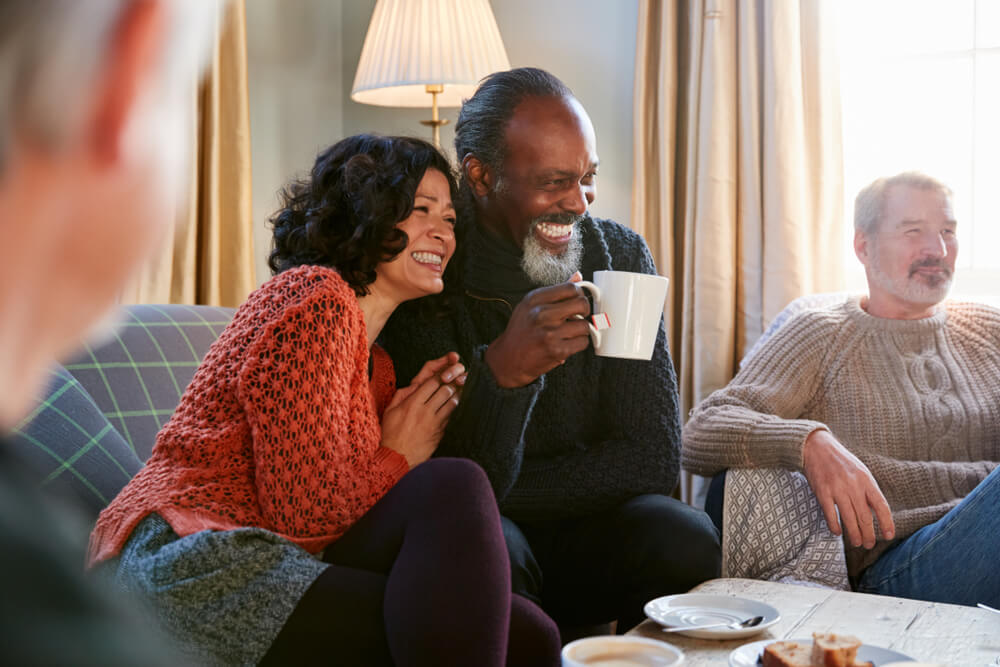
[683,296,1000,575]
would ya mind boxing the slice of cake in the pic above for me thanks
[762,640,813,667]
[811,632,862,667]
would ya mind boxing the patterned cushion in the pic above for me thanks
[9,366,143,520]
[8,304,234,519]
[64,304,234,460]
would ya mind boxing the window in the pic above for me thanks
[835,0,1000,297]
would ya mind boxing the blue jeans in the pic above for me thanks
[858,464,1000,606]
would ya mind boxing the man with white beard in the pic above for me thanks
[381,68,721,635]
[683,172,1000,606]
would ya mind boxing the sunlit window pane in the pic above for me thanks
[842,0,974,57]
[972,51,1000,269]
[975,0,1000,48]
[836,0,1000,296]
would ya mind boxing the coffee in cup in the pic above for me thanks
[561,635,683,667]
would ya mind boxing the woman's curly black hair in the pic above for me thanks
[268,134,458,296]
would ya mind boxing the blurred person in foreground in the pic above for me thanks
[0,0,217,663]
[683,172,1000,605]
[87,135,561,666]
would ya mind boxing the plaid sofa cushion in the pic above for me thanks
[8,304,234,520]
[9,366,143,520]
[63,304,234,460]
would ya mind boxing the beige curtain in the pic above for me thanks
[633,0,844,502]
[123,0,255,307]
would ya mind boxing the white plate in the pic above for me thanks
[561,635,684,666]
[728,637,914,667]
[644,593,780,639]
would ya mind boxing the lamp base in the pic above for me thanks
[421,85,449,147]
[420,118,449,147]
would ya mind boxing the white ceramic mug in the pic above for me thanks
[561,635,684,667]
[575,271,669,360]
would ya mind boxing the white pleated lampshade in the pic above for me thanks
[351,0,511,108]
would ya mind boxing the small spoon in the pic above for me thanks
[977,603,1000,615]
[662,615,765,633]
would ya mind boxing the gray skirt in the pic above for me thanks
[103,513,328,666]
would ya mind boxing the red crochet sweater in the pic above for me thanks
[88,266,408,565]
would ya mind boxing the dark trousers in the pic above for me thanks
[261,459,560,667]
[503,494,721,631]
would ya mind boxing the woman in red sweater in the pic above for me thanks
[88,135,560,666]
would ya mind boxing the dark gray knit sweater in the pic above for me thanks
[380,215,681,521]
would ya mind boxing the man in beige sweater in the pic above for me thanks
[683,172,999,606]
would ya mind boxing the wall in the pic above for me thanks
[246,0,345,281]
[248,0,639,284]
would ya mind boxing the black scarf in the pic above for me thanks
[463,220,537,306]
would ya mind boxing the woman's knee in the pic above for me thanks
[408,457,495,506]
[507,594,561,667]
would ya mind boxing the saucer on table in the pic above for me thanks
[643,593,780,639]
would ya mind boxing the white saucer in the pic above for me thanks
[643,593,780,639]
[728,637,914,667]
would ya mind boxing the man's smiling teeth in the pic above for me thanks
[536,222,574,240]
[411,251,442,265]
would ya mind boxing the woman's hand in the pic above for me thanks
[381,352,466,468]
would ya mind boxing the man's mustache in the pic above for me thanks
[531,213,584,227]
[908,257,952,277]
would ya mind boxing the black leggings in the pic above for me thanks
[260,458,560,666]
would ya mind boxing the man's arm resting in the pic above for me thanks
[802,428,894,549]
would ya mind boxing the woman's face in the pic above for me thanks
[375,168,456,302]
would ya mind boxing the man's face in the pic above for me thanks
[858,184,957,314]
[479,95,599,282]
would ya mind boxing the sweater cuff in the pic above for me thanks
[468,343,544,392]
[748,417,830,471]
[373,446,409,483]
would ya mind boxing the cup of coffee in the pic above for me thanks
[561,635,684,666]
[575,271,669,360]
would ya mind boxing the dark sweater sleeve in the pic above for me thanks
[501,226,683,519]
[438,344,544,499]
[0,446,180,666]
[380,308,542,500]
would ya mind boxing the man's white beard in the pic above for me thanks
[521,226,583,286]
[868,250,953,308]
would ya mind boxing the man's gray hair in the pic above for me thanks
[854,171,953,236]
[0,0,217,172]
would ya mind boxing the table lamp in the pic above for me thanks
[351,0,511,148]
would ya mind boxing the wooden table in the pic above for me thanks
[627,578,1000,666]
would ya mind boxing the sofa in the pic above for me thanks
[9,304,235,522]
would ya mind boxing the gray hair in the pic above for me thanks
[854,171,953,236]
[0,0,217,172]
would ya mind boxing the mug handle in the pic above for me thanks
[574,280,602,348]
